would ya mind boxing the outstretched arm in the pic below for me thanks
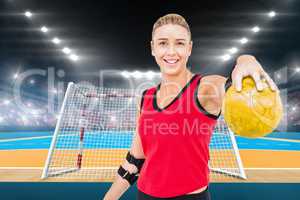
[198,55,278,115]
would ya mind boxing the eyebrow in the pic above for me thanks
[157,38,187,41]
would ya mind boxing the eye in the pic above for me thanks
[177,42,185,46]
[159,41,167,46]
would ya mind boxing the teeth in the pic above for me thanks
[165,59,178,64]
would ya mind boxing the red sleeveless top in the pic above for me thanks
[137,74,220,198]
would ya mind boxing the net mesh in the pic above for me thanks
[43,83,246,181]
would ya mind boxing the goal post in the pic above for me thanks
[209,118,247,179]
[42,82,246,180]
[42,82,76,179]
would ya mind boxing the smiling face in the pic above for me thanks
[151,24,193,76]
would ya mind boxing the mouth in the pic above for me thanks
[163,59,179,65]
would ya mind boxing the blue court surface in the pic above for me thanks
[1,131,300,200]
[0,131,300,151]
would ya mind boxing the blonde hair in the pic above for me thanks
[152,13,191,40]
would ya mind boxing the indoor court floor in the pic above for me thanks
[0,131,300,183]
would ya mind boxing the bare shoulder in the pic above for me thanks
[136,87,153,114]
[198,75,226,95]
[136,89,146,115]
[200,75,227,86]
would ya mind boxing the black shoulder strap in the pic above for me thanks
[139,89,148,114]
[194,75,221,120]
[225,76,232,92]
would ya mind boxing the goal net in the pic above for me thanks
[42,82,246,181]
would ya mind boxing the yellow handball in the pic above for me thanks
[223,77,283,138]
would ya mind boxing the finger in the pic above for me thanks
[252,72,263,91]
[263,72,278,91]
[232,70,243,92]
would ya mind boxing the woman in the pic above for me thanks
[104,13,277,200]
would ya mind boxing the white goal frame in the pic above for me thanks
[42,82,247,180]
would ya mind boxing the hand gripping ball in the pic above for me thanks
[223,77,283,138]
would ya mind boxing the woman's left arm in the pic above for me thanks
[231,55,278,92]
[199,55,279,115]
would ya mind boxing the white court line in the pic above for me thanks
[244,168,300,170]
[0,167,43,169]
[0,132,104,143]
[0,136,52,143]
[0,167,117,170]
[0,148,48,151]
[240,149,300,152]
[257,137,300,143]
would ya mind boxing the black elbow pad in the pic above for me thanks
[117,165,138,185]
[125,151,145,172]
[117,151,145,185]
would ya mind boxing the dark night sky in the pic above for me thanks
[0,0,299,129]
[1,0,300,83]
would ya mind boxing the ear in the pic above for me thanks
[151,41,155,56]
[188,40,193,57]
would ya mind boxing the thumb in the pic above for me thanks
[233,73,243,92]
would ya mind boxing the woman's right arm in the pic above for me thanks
[103,97,145,200]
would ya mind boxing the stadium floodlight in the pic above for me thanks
[52,89,58,94]
[229,47,238,54]
[62,47,71,54]
[292,106,297,112]
[132,71,142,79]
[240,37,248,44]
[29,79,35,84]
[13,73,19,79]
[31,110,39,115]
[252,26,260,33]
[3,100,11,105]
[25,11,32,18]
[276,73,281,79]
[69,54,79,61]
[121,71,131,78]
[268,11,276,18]
[295,67,300,73]
[146,71,155,80]
[52,37,61,44]
[222,54,231,61]
[41,26,48,33]
[21,116,28,121]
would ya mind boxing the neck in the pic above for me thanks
[161,68,193,86]
[159,68,194,93]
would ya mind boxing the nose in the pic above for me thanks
[166,44,176,56]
